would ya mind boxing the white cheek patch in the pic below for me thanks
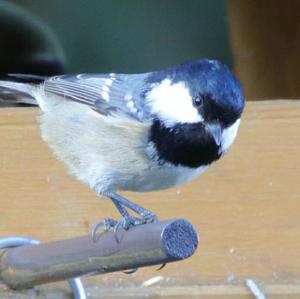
[146,79,203,127]
[221,119,241,153]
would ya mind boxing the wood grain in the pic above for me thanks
[0,101,300,296]
[1,284,299,299]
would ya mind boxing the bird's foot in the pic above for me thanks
[114,215,146,230]
[92,212,158,243]
[93,191,159,243]
[92,218,118,242]
[113,213,158,242]
[139,210,159,223]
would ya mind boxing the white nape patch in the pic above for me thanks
[130,107,138,114]
[101,90,109,102]
[207,60,221,70]
[221,118,240,153]
[126,101,134,108]
[102,85,109,92]
[105,78,113,86]
[126,98,139,114]
[146,79,203,127]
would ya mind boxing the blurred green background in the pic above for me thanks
[3,0,232,74]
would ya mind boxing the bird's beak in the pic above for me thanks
[207,123,222,146]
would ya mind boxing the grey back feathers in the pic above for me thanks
[44,73,151,121]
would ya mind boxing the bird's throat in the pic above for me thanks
[149,120,221,168]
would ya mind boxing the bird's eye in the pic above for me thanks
[193,95,204,108]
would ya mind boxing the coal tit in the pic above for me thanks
[0,59,244,234]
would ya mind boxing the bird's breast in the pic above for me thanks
[38,100,213,193]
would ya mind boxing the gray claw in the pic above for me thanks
[92,218,118,242]
[113,216,147,243]
[141,211,159,223]
[123,268,138,274]
[113,217,134,243]
[156,263,166,271]
[92,212,159,244]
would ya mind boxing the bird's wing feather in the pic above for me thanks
[44,73,150,121]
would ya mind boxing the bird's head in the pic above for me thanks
[146,59,244,167]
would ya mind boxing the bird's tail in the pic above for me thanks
[0,74,45,106]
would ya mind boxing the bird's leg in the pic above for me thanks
[92,191,158,242]
[105,191,158,223]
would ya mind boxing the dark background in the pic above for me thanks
[4,0,232,73]
[2,0,300,99]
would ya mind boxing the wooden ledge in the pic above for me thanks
[0,100,300,295]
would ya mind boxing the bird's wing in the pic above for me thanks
[44,73,151,121]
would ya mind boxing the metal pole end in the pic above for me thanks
[161,219,199,260]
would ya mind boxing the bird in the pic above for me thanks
[0,59,244,239]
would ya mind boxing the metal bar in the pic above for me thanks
[0,237,86,299]
[0,219,199,289]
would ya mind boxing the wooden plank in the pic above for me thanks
[84,285,300,299]
[1,283,300,298]
[0,101,299,291]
